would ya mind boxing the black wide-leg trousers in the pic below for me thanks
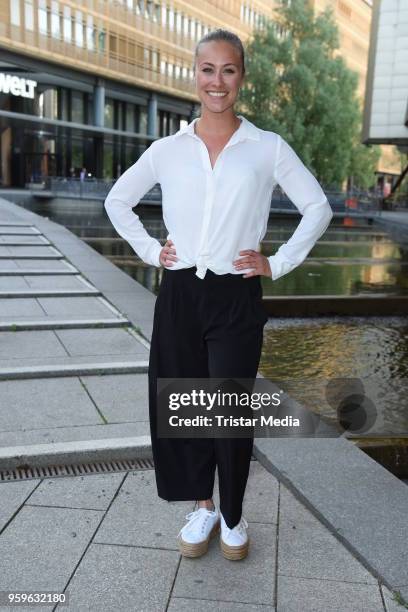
[148,266,268,529]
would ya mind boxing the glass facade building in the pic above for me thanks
[0,54,192,186]
[1,0,395,188]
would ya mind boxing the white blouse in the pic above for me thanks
[104,114,333,281]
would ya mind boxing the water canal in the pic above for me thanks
[17,198,408,477]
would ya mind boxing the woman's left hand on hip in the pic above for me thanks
[233,250,272,278]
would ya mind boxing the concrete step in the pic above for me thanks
[0,360,149,380]
[0,435,152,471]
[0,289,101,297]
[0,318,130,331]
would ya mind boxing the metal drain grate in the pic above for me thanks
[0,457,155,482]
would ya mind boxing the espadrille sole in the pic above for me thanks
[178,519,221,558]
[220,536,249,561]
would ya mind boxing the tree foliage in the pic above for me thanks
[237,0,381,189]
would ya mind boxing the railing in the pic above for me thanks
[271,186,383,214]
[28,176,162,202]
[27,177,384,212]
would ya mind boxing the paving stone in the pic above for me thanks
[278,487,377,584]
[0,505,102,594]
[0,298,45,317]
[172,522,276,606]
[277,575,384,612]
[94,470,193,550]
[0,260,19,270]
[28,473,124,510]
[0,378,103,431]
[0,330,68,361]
[24,275,91,290]
[82,373,149,422]
[0,277,30,290]
[37,296,118,318]
[0,227,38,235]
[55,328,148,359]
[62,542,180,612]
[0,480,40,531]
[0,235,46,244]
[83,270,151,292]
[0,420,150,446]
[1,246,58,256]
[14,259,74,271]
[63,253,118,272]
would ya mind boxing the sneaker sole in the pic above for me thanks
[220,537,249,561]
[178,519,221,558]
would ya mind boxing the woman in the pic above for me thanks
[104,28,333,561]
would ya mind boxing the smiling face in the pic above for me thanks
[194,40,245,115]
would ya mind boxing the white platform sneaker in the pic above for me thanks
[220,512,249,560]
[177,506,221,558]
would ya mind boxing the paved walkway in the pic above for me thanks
[0,197,406,611]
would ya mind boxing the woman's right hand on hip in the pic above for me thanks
[160,239,178,267]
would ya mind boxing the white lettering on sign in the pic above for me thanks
[0,73,37,98]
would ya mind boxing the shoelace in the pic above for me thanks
[222,516,248,536]
[177,508,218,538]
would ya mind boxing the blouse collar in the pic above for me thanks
[173,114,260,142]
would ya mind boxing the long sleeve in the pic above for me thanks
[104,144,163,267]
[268,135,334,281]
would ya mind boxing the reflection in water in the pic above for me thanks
[260,317,408,437]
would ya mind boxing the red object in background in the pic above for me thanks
[343,217,357,227]
[345,197,357,209]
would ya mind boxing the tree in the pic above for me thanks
[237,0,379,189]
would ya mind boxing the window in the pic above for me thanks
[35,88,58,119]
[175,10,181,33]
[51,1,60,38]
[139,107,147,133]
[86,14,94,50]
[38,0,47,35]
[152,50,158,70]
[25,0,34,31]
[168,7,174,31]
[146,0,153,18]
[63,6,71,42]
[125,103,136,131]
[59,88,69,120]
[71,91,84,123]
[105,98,114,128]
[75,10,83,47]
[98,28,106,52]
[10,0,20,26]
